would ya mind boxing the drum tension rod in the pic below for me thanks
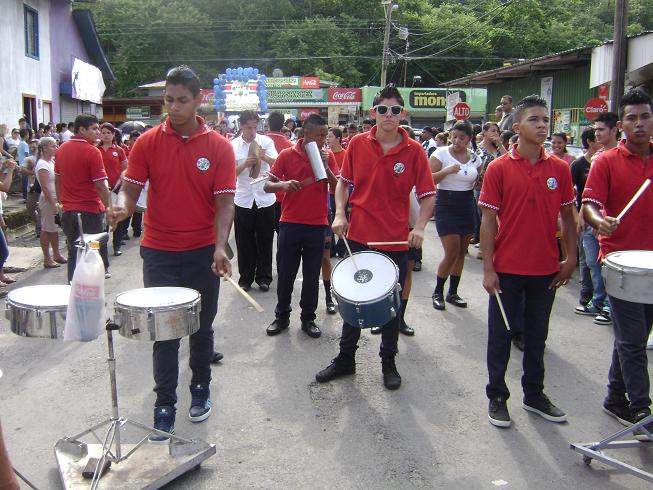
[105,321,120,331]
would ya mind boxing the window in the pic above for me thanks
[24,5,39,59]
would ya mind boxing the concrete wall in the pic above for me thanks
[0,0,53,127]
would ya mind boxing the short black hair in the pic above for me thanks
[594,111,619,130]
[501,95,513,103]
[165,65,201,97]
[74,114,99,134]
[268,112,285,131]
[422,126,433,136]
[362,118,375,126]
[372,84,404,107]
[302,113,327,132]
[329,127,343,142]
[580,127,595,149]
[347,123,357,130]
[19,128,29,139]
[619,89,652,119]
[239,110,259,126]
[500,130,515,147]
[18,117,26,123]
[284,119,296,129]
[513,95,548,122]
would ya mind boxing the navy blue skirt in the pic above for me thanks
[435,189,475,237]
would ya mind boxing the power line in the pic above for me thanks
[120,55,506,63]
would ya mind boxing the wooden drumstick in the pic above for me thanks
[616,179,651,221]
[224,275,264,312]
[367,241,409,246]
[340,235,359,271]
[494,291,511,331]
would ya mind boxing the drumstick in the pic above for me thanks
[340,235,359,271]
[616,179,651,221]
[494,291,511,331]
[250,174,269,185]
[224,276,264,312]
[367,241,409,246]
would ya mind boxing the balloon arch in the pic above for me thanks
[213,67,267,114]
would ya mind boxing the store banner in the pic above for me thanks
[300,77,321,89]
[327,88,362,103]
[266,77,301,88]
[267,89,327,103]
[298,108,321,120]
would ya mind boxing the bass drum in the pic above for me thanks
[602,250,653,304]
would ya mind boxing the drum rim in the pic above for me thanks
[115,286,200,310]
[603,250,653,271]
[6,284,71,309]
[331,250,399,300]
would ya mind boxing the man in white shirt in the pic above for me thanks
[5,129,20,148]
[231,110,278,291]
[60,123,73,142]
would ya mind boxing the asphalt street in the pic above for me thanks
[1,222,652,489]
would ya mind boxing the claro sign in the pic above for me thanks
[328,88,362,103]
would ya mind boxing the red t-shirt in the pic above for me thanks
[266,131,294,203]
[98,144,127,188]
[124,116,236,252]
[340,126,436,251]
[479,146,575,275]
[582,141,653,257]
[54,137,108,213]
[268,139,339,226]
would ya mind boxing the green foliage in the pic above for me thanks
[81,0,653,95]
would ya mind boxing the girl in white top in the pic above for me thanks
[429,120,483,311]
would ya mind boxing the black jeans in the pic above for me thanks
[234,203,274,287]
[606,296,653,412]
[141,245,219,408]
[61,210,110,282]
[112,218,129,251]
[338,241,408,360]
[275,223,325,322]
[486,273,556,402]
[131,211,143,235]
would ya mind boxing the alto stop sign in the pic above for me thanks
[453,102,471,120]
[584,98,608,120]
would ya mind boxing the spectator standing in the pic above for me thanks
[265,112,293,233]
[498,95,514,131]
[16,129,30,200]
[0,158,17,289]
[550,132,573,164]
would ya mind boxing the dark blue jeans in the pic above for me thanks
[61,210,110,282]
[338,240,407,360]
[0,229,8,269]
[486,273,556,402]
[141,245,219,408]
[275,223,325,321]
[606,296,653,412]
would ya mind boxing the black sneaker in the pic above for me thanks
[603,401,634,427]
[488,397,511,428]
[370,325,382,335]
[381,358,401,390]
[315,357,355,383]
[412,261,422,272]
[633,408,653,441]
[149,406,175,443]
[522,394,567,423]
[188,383,212,422]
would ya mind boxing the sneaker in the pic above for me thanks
[603,401,634,427]
[647,332,653,350]
[381,358,401,390]
[104,270,111,279]
[370,325,382,335]
[188,383,212,422]
[594,310,612,325]
[488,397,511,428]
[633,408,653,441]
[149,406,175,443]
[522,394,567,423]
[412,261,422,272]
[574,303,602,316]
[315,356,355,383]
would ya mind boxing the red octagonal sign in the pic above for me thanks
[453,102,471,120]
[584,97,609,121]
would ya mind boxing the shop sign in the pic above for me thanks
[328,88,362,103]
[267,88,326,104]
[584,97,609,120]
[126,106,150,120]
[409,90,449,110]
[266,77,301,88]
[300,77,320,89]
[299,108,320,120]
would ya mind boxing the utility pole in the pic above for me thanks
[380,1,395,87]
[610,0,628,112]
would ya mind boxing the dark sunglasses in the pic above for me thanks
[374,105,403,116]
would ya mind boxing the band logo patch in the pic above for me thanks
[393,162,405,175]
[546,177,558,190]
[196,157,211,172]
[112,151,118,157]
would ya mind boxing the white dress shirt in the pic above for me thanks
[231,133,278,209]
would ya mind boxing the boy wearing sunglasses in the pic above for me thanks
[315,85,435,390]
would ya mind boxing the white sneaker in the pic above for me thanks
[647,331,653,350]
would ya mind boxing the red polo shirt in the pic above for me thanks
[268,139,338,226]
[98,144,127,188]
[479,145,575,275]
[266,131,293,203]
[340,126,435,251]
[582,141,653,257]
[54,136,107,213]
[124,116,236,252]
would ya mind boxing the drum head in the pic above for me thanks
[332,251,398,302]
[116,287,199,308]
[605,250,653,269]
[7,285,71,307]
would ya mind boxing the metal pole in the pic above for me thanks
[610,0,628,112]
[106,329,122,460]
[402,39,409,87]
[380,2,394,87]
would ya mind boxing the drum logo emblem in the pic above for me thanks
[354,269,373,284]
[196,157,211,172]
[393,162,405,175]
[546,177,558,190]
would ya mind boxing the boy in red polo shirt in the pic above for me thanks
[479,95,577,428]
[109,66,236,442]
[315,85,436,390]
[263,113,339,339]
[582,89,653,436]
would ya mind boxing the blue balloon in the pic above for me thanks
[237,67,243,75]
[226,68,233,77]
[213,78,219,85]
[260,74,266,80]
[253,68,259,76]
[244,67,252,77]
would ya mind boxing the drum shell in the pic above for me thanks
[333,285,401,328]
[115,297,201,341]
[602,251,653,304]
[5,302,67,339]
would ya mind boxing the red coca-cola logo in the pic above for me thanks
[328,88,362,103]
[300,77,320,88]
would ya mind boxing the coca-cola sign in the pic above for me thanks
[300,77,320,89]
[328,88,362,103]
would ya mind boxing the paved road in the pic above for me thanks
[1,223,652,489]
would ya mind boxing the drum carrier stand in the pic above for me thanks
[52,214,216,489]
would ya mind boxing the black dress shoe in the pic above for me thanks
[432,293,445,310]
[316,356,355,382]
[326,302,337,315]
[210,352,224,363]
[133,231,141,237]
[382,358,401,390]
[446,293,468,308]
[301,320,321,338]
[123,234,131,241]
[113,249,123,257]
[258,283,270,292]
[266,318,289,336]
[239,283,251,292]
[370,326,382,335]
[412,261,422,272]
[399,322,415,336]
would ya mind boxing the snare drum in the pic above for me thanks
[114,287,201,341]
[602,250,653,304]
[331,251,401,328]
[5,285,71,339]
